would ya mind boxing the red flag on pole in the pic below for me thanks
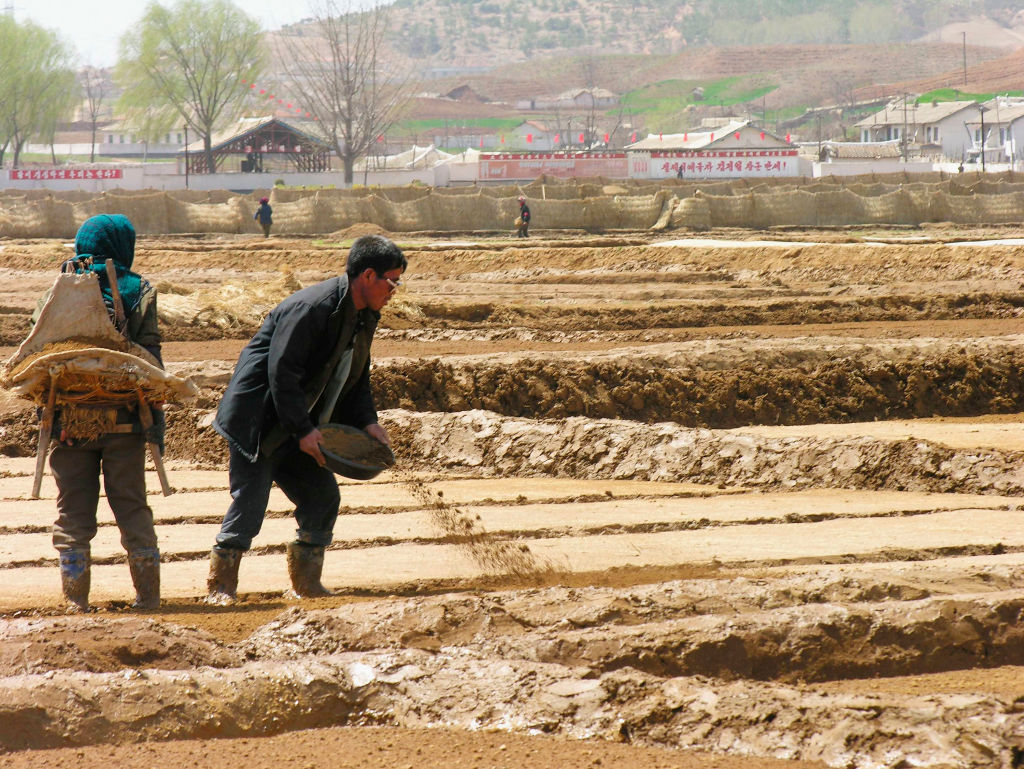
[578,132,584,142]
[734,132,740,139]
[659,133,663,141]
[526,133,533,143]
[554,133,560,143]
[786,133,791,142]
[760,131,765,140]
[631,131,636,142]
[603,133,609,143]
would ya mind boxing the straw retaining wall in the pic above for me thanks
[3,174,1024,236]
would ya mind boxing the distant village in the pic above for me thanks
[9,77,1014,193]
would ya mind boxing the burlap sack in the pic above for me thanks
[2,271,197,407]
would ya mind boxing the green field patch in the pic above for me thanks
[918,88,1023,103]
[619,76,777,131]
[397,117,524,133]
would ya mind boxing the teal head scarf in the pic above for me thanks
[67,214,149,316]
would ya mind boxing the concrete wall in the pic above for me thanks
[3,155,1020,196]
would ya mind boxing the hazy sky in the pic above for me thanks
[10,1,323,67]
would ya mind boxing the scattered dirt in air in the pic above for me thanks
[396,464,552,580]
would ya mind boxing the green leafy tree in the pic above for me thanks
[0,16,77,167]
[116,0,267,173]
[848,3,904,43]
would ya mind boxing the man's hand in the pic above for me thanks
[364,422,391,447]
[298,428,326,467]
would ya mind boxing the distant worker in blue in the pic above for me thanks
[254,196,273,238]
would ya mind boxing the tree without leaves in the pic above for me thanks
[80,67,110,163]
[0,17,78,168]
[116,0,267,173]
[275,0,412,185]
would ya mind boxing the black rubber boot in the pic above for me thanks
[285,542,334,598]
[128,547,161,610]
[59,549,90,613]
[205,546,242,605]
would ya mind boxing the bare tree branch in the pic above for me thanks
[275,0,412,184]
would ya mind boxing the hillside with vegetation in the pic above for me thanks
[382,0,1023,67]
[263,1,1024,149]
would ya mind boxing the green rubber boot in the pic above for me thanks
[205,547,242,606]
[59,549,90,613]
[128,547,161,610]
[285,542,334,598]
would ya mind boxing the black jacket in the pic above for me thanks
[214,275,379,461]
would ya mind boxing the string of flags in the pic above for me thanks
[240,79,317,120]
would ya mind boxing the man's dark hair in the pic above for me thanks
[346,234,407,279]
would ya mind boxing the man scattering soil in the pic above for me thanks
[205,235,406,603]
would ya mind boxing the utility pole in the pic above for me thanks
[978,104,988,173]
[902,94,909,162]
[816,113,822,160]
[962,32,968,87]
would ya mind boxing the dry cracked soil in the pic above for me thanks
[0,223,1022,768]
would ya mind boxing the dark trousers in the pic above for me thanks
[50,433,157,553]
[259,221,271,238]
[215,439,340,551]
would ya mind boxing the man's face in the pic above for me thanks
[364,267,404,311]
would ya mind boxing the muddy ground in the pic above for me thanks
[0,224,1023,768]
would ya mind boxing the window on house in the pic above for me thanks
[932,127,939,142]
[861,129,869,142]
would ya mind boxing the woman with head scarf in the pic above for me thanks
[254,196,273,238]
[46,214,163,612]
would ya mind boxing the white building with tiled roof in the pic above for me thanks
[854,99,980,163]
[625,120,798,179]
[963,97,1024,166]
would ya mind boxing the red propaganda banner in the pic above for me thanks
[479,152,628,180]
[9,168,124,181]
[634,149,799,179]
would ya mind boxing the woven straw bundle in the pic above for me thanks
[4,345,198,407]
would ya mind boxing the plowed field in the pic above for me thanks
[0,225,1022,769]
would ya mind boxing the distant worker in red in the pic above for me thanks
[516,195,531,238]
[254,196,273,238]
